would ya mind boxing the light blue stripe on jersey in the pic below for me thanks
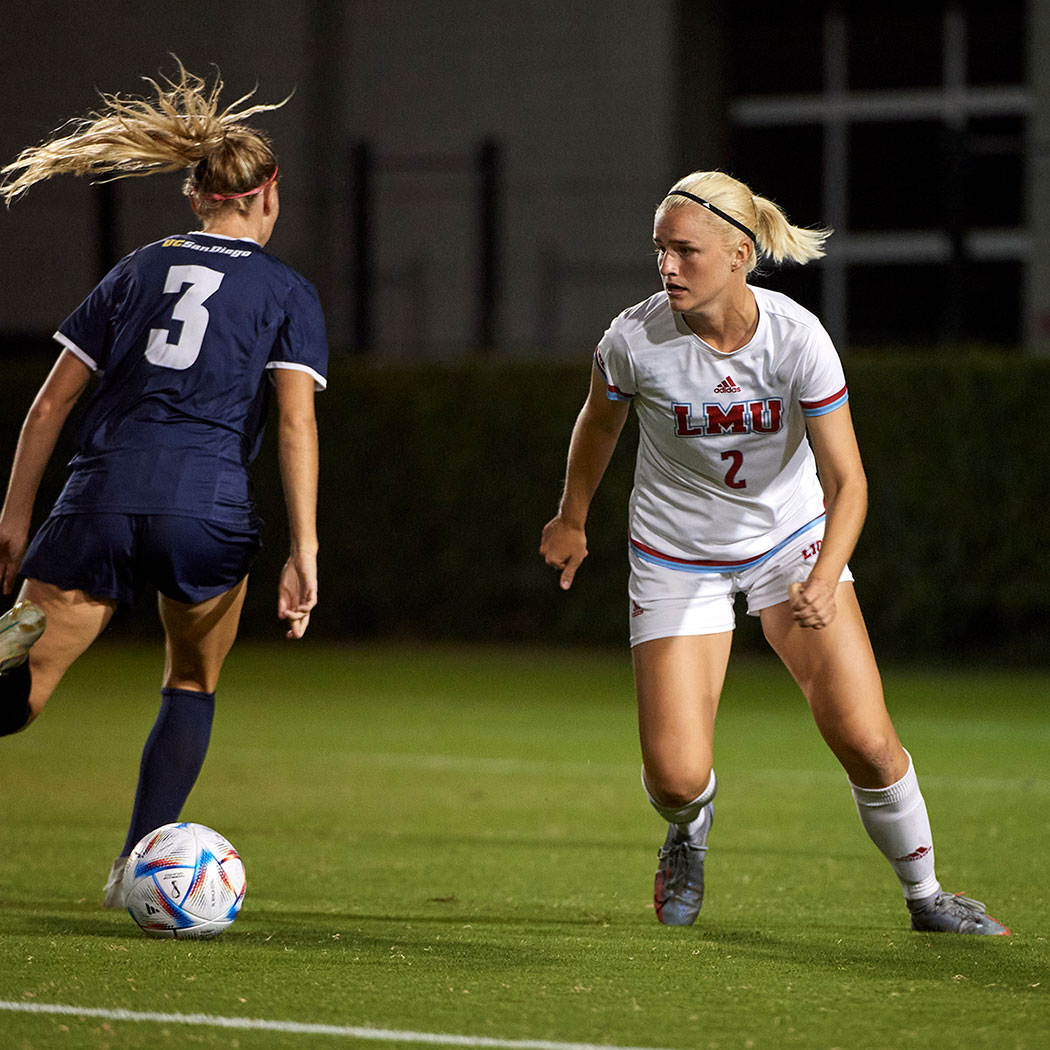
[801,387,848,417]
[630,513,826,574]
[593,352,635,402]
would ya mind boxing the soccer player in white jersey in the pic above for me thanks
[541,170,1007,935]
[0,63,326,907]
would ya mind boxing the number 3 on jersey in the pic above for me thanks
[145,264,225,370]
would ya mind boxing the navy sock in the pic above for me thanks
[120,687,215,856]
[0,661,32,736]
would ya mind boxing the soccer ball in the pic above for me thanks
[124,822,246,939]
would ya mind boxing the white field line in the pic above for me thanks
[0,1000,673,1050]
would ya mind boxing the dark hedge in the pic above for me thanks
[4,350,1049,664]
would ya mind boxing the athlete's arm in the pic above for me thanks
[273,367,320,639]
[540,364,631,590]
[790,401,868,629]
[0,350,92,593]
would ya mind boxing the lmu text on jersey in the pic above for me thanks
[672,398,784,437]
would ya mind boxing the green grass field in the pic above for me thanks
[0,641,1047,1050]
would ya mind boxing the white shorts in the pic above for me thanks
[627,519,854,647]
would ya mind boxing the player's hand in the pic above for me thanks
[278,552,317,639]
[540,515,588,591]
[788,578,837,630]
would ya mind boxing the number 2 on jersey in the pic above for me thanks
[721,449,746,489]
[145,264,225,370]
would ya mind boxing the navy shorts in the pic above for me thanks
[20,513,262,605]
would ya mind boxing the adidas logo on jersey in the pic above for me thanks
[713,375,741,394]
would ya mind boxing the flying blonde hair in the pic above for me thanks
[0,59,288,215]
[658,171,831,273]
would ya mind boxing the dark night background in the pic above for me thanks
[1,1,1047,662]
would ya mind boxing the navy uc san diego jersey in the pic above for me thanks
[50,232,328,526]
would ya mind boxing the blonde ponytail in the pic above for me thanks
[658,171,831,273]
[0,59,288,210]
[750,193,830,267]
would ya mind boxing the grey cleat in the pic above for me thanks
[654,802,713,926]
[908,891,1010,935]
[0,601,45,673]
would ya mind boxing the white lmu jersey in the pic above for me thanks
[595,286,848,570]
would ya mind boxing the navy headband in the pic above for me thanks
[665,189,757,247]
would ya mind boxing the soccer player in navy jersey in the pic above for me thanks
[0,63,327,906]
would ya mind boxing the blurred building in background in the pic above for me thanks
[0,0,1043,357]
[721,1,1038,354]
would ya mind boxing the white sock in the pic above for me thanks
[642,767,717,842]
[850,752,940,901]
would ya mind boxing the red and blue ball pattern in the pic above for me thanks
[124,822,246,938]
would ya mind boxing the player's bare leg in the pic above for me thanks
[761,583,904,786]
[105,578,250,908]
[633,632,731,924]
[17,579,117,725]
[761,582,1008,934]
[159,575,249,694]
